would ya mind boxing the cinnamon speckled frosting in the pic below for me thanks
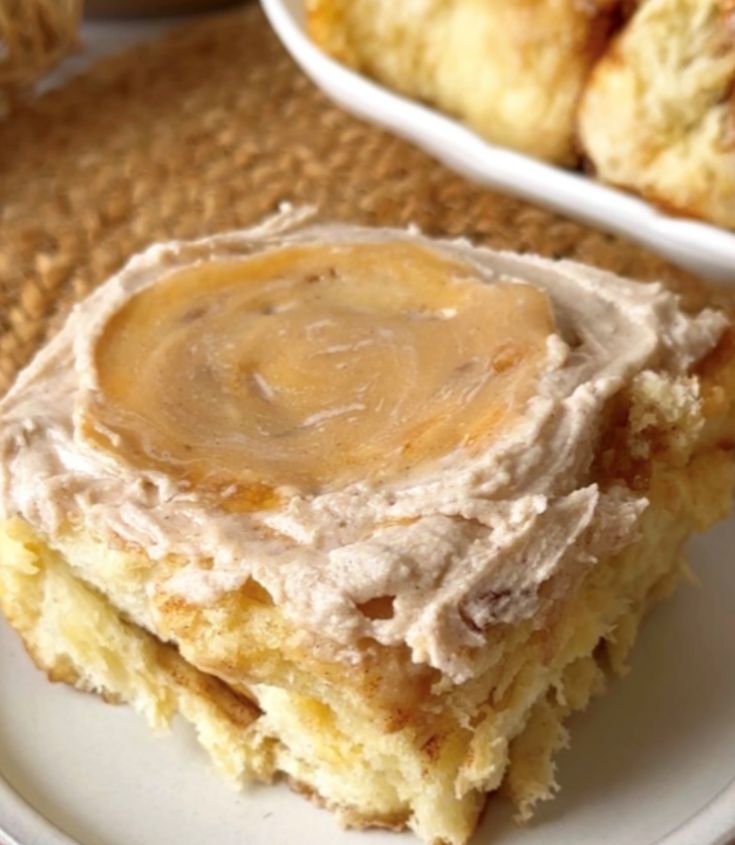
[0,209,726,681]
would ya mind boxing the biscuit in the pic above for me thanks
[307,0,625,165]
[580,0,735,230]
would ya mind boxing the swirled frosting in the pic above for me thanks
[0,209,726,680]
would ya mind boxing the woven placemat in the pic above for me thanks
[0,3,718,395]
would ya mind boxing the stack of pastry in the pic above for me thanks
[307,0,735,230]
[1,212,735,844]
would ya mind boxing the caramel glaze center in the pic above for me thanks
[82,242,554,509]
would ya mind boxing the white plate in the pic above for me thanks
[2,518,735,845]
[260,0,735,284]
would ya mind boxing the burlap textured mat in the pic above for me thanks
[0,3,715,395]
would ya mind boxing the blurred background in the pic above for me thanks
[0,0,248,116]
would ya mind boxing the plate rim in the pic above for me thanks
[0,775,76,845]
[260,0,735,283]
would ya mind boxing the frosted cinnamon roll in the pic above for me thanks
[2,210,734,845]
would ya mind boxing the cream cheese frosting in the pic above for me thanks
[0,209,727,681]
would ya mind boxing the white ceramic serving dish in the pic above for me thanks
[2,517,735,845]
[260,0,735,283]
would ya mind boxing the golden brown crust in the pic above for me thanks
[287,775,411,831]
[22,639,93,692]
